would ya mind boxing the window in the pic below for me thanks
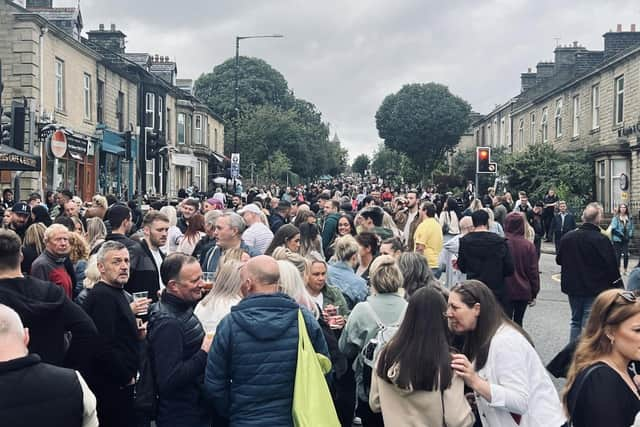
[194,114,202,144]
[158,97,164,132]
[530,112,536,144]
[55,58,64,110]
[615,76,624,125]
[83,73,91,120]
[166,108,171,143]
[499,117,505,146]
[518,119,524,147]
[177,113,185,144]
[541,107,548,143]
[116,92,124,132]
[591,84,600,129]
[194,160,202,190]
[97,80,104,124]
[572,95,580,137]
[493,118,498,146]
[597,160,606,207]
[214,128,218,151]
[145,92,155,128]
[146,160,155,194]
[555,98,563,138]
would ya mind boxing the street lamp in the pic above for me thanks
[233,34,284,191]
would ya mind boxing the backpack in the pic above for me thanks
[360,302,405,394]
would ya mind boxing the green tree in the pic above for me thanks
[352,154,370,175]
[375,83,471,175]
[194,57,346,180]
[371,144,421,185]
[194,56,293,122]
[259,150,292,181]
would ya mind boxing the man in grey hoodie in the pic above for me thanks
[438,216,474,288]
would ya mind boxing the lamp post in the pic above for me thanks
[233,34,283,192]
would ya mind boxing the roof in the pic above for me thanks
[150,62,176,73]
[124,52,151,67]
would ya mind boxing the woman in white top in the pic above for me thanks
[446,280,566,427]
[194,260,243,334]
[159,205,183,254]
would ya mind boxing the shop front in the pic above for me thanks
[44,129,96,200]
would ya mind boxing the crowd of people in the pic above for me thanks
[0,181,638,427]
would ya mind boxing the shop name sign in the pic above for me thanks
[0,151,41,171]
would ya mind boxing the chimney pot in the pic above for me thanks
[528,67,532,72]
[165,56,170,62]
[573,40,578,47]
[154,54,159,62]
[99,24,104,31]
[110,24,116,31]
[632,24,637,32]
[617,24,623,32]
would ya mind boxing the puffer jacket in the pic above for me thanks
[503,213,540,301]
[148,291,209,427]
[204,293,329,427]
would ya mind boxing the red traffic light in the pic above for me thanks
[479,149,489,160]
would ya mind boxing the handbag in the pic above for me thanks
[292,309,340,427]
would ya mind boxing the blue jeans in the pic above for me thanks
[568,295,595,342]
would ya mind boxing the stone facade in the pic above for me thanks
[472,25,640,213]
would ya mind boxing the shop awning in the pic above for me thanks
[0,144,41,171]
[210,151,226,164]
[101,130,126,155]
[172,153,199,168]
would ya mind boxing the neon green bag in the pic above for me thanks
[292,309,340,427]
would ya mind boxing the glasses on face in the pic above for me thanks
[604,290,638,321]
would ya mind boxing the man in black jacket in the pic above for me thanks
[148,253,213,427]
[0,303,98,427]
[82,240,144,427]
[457,209,515,310]
[552,200,577,254]
[0,229,96,369]
[557,202,622,342]
[134,211,169,301]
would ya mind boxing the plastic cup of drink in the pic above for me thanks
[133,291,149,316]
[202,272,215,292]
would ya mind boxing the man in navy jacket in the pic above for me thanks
[204,255,329,426]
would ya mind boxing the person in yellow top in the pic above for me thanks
[413,202,443,277]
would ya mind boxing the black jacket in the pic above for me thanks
[457,231,515,298]
[0,276,97,369]
[148,291,209,427]
[552,212,577,240]
[0,354,83,427]
[556,223,622,296]
[133,239,165,302]
[81,281,139,393]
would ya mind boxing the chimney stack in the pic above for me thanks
[87,24,127,54]
[603,25,640,58]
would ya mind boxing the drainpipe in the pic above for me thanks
[39,25,48,193]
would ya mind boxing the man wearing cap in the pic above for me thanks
[9,202,32,241]
[240,204,274,255]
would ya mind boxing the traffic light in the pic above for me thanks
[476,147,497,173]
[10,101,25,151]
[146,130,163,160]
[124,130,132,160]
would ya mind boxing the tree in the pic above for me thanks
[259,150,292,181]
[194,56,293,122]
[194,56,347,180]
[375,83,471,175]
[352,154,370,175]
[370,144,421,185]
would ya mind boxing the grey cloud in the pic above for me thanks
[58,0,640,158]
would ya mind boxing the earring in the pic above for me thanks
[608,335,615,344]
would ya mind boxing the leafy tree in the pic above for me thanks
[376,83,471,175]
[194,57,293,122]
[352,154,370,175]
[194,56,346,180]
[259,150,292,181]
[371,144,421,185]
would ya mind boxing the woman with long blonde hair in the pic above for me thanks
[194,260,243,334]
[563,289,640,426]
[21,222,47,274]
[85,217,106,251]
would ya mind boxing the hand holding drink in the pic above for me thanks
[202,272,215,293]
[131,292,151,316]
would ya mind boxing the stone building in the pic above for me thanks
[473,25,640,212]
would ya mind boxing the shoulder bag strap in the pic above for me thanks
[569,363,604,425]
[364,301,385,329]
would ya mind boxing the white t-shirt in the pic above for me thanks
[150,248,164,289]
[312,292,324,308]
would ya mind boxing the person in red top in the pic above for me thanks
[381,187,394,202]
[30,224,74,298]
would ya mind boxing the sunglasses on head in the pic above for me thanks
[604,290,638,321]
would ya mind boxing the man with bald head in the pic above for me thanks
[439,216,474,288]
[204,255,329,426]
[557,202,621,342]
[0,304,98,426]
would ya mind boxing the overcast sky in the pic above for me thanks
[60,0,640,161]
